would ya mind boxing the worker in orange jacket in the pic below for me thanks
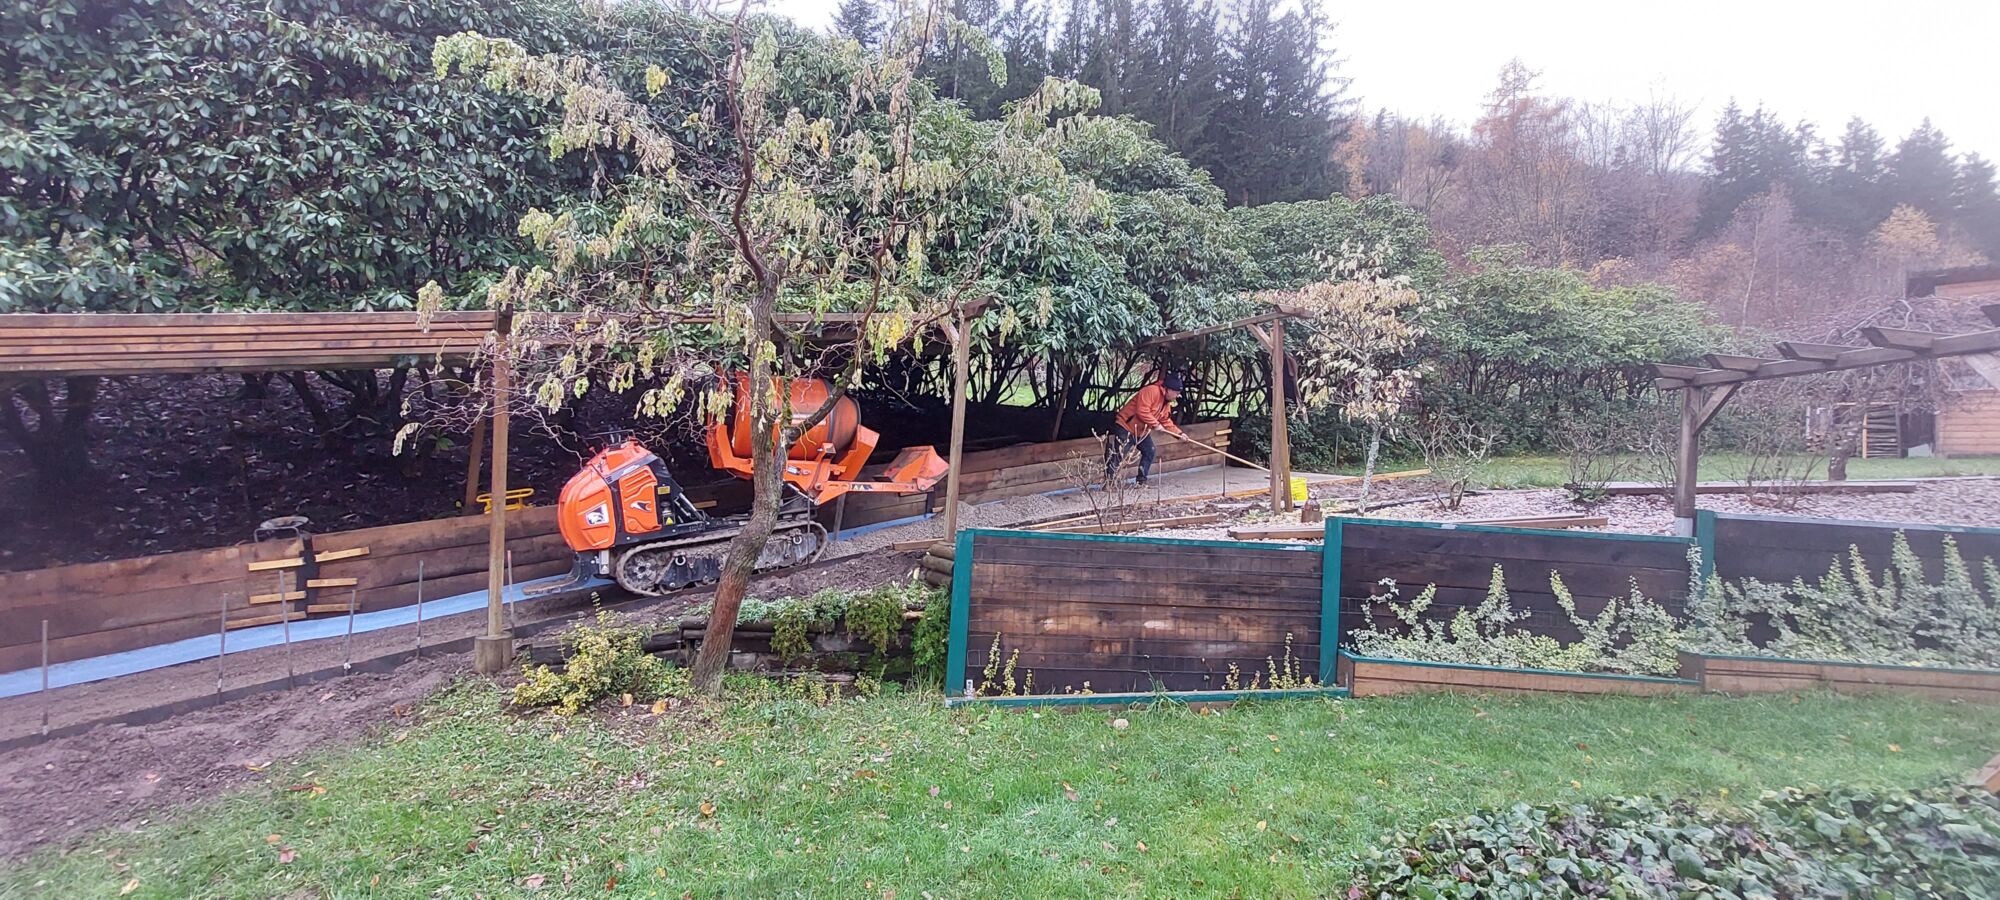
[1106,373,1186,485]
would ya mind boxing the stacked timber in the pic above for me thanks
[0,311,496,377]
[918,542,955,588]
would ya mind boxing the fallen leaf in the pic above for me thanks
[277,848,297,864]
[856,769,878,779]
[699,800,716,817]
[1111,718,1129,730]
[929,785,941,798]
[524,874,546,889]
[1888,743,1902,753]
[1569,780,1582,789]
[1062,784,1079,802]
[120,878,139,895]
[650,699,667,715]
[1135,840,1148,853]
[265,834,282,844]
[621,693,634,708]
[1256,820,1268,832]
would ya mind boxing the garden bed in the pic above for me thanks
[1336,650,1698,698]
[1681,651,2000,703]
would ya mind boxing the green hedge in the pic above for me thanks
[1352,784,2000,898]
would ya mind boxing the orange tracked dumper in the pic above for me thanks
[533,375,947,596]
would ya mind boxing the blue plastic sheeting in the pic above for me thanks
[0,577,613,700]
[833,511,934,541]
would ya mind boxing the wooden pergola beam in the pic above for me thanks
[1861,326,1942,351]
[1776,341,1861,362]
[1703,353,1782,372]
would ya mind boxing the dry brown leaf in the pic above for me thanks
[277,848,297,864]
[699,800,716,817]
[524,873,546,889]
[265,833,283,844]
[1136,840,1148,853]
[1255,820,1268,832]
[119,878,140,896]
[650,699,667,716]
[620,693,634,708]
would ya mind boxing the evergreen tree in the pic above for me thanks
[1887,118,1958,220]
[1821,117,1891,238]
[1955,152,2000,262]
[1128,0,1225,159]
[1205,0,1347,204]
[831,0,882,49]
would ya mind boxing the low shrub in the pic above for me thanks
[748,578,941,669]
[512,611,683,714]
[1691,531,2000,668]
[1352,784,2000,898]
[1349,564,1685,677]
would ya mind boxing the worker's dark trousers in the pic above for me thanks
[1105,425,1157,483]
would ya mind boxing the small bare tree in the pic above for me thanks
[1413,420,1496,510]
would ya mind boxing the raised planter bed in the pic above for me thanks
[943,687,1348,710]
[1680,651,2000,703]
[1337,650,1699,698]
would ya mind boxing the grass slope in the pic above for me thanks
[11,686,1999,898]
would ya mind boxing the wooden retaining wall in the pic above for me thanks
[1703,510,2000,588]
[1681,651,2000,703]
[1333,520,1693,646]
[951,531,1325,695]
[1337,651,1697,698]
[0,508,570,672]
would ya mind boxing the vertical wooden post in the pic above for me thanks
[1269,320,1292,513]
[1673,387,1700,537]
[474,313,514,674]
[940,310,971,539]
[461,416,486,513]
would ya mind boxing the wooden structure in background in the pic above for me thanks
[1701,510,2000,588]
[1140,305,1302,513]
[1649,304,2000,535]
[1681,652,2000,703]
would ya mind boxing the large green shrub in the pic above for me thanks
[1353,784,2000,898]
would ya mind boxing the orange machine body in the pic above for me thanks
[706,373,948,505]
[556,439,699,553]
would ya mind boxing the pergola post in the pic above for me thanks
[1672,384,1737,537]
[473,311,514,674]
[940,311,971,539]
[1269,322,1292,513]
[460,416,486,513]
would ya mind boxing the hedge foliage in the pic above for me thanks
[1352,784,2000,898]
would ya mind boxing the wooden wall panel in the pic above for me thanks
[961,532,1321,695]
[1937,391,2000,456]
[1336,522,1693,646]
[1709,513,2000,589]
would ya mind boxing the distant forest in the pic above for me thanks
[836,0,2000,327]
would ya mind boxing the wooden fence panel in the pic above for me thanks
[1335,520,1694,646]
[1707,512,2000,587]
[957,531,1323,695]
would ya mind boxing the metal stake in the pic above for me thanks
[343,586,359,671]
[216,592,229,695]
[414,561,425,659]
[40,619,51,736]
[278,571,295,687]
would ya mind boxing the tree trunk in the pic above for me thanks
[0,377,100,483]
[1356,423,1383,514]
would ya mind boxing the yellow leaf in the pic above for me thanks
[620,693,634,708]
[1255,820,1268,832]
[699,801,716,818]
[120,879,140,896]
[1570,780,1582,789]
[650,699,667,715]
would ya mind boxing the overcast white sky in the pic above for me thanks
[771,0,2000,162]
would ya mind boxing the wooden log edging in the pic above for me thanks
[1680,651,2000,703]
[1335,650,1699,698]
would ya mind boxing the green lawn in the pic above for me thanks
[11,684,2000,898]
[1335,454,2000,490]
